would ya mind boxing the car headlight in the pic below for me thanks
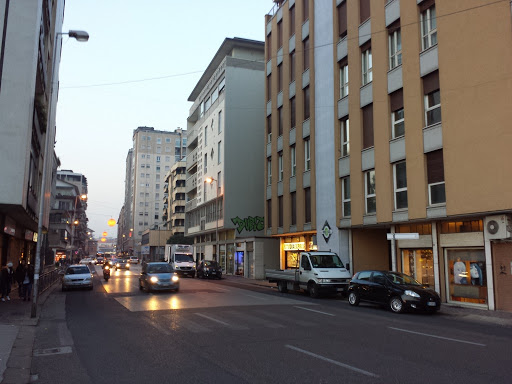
[116,263,120,267]
[126,264,130,268]
[104,265,110,270]
[172,275,179,282]
[404,290,420,298]
[150,276,159,283]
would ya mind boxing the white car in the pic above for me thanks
[62,265,93,291]
[79,257,96,265]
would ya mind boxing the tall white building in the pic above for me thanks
[130,126,187,257]
[185,37,279,278]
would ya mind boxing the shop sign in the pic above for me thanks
[4,217,16,236]
[25,230,34,241]
[33,232,38,242]
[283,242,305,251]
[141,245,150,255]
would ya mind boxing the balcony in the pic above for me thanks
[186,147,198,171]
[185,198,197,211]
[185,175,197,194]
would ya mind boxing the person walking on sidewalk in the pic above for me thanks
[1,262,15,301]
[21,264,34,301]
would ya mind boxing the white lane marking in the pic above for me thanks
[33,346,72,356]
[285,345,379,378]
[143,317,171,336]
[242,293,268,300]
[389,327,486,347]
[294,306,335,317]
[195,313,230,326]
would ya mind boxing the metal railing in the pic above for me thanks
[39,267,61,293]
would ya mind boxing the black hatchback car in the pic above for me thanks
[347,270,440,313]
[197,260,222,279]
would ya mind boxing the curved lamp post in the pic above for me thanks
[31,29,89,318]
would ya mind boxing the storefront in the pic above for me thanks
[402,249,435,287]
[282,235,316,270]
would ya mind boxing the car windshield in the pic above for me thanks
[147,264,173,274]
[175,254,194,263]
[66,266,89,275]
[309,254,345,268]
[386,272,421,286]
[204,261,218,267]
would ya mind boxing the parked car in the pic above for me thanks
[347,270,441,314]
[79,257,96,265]
[115,259,130,270]
[139,262,179,293]
[61,265,93,291]
[197,260,222,279]
[129,256,139,264]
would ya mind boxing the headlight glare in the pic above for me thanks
[172,275,179,282]
[405,290,420,298]
[150,276,158,283]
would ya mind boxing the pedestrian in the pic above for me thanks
[0,262,15,301]
[15,262,25,297]
[21,264,34,301]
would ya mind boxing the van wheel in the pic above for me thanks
[390,296,404,313]
[308,282,319,298]
[278,281,288,293]
[348,292,360,306]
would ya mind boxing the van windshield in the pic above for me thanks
[309,254,345,269]
[175,254,194,263]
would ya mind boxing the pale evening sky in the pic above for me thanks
[56,1,274,238]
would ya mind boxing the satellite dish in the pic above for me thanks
[487,220,499,235]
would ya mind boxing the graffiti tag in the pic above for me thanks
[231,216,264,234]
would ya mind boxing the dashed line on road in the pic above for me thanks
[242,293,268,300]
[294,306,335,316]
[195,313,230,326]
[285,345,379,378]
[389,327,486,347]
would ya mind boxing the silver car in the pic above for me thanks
[62,265,93,291]
[139,262,179,293]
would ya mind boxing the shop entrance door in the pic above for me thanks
[235,251,244,275]
[402,249,434,287]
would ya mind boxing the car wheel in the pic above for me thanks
[348,292,360,306]
[278,281,288,293]
[308,282,320,298]
[389,296,404,313]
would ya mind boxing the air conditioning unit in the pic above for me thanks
[484,215,512,239]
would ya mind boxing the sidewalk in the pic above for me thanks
[0,282,58,384]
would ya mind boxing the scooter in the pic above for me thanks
[103,265,111,281]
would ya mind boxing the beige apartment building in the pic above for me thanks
[163,161,186,236]
[265,0,512,310]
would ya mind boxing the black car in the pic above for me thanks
[347,270,441,313]
[197,260,222,279]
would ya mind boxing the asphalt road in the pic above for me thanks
[30,264,512,384]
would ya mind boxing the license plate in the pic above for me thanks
[427,302,436,307]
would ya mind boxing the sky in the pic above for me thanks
[56,0,274,238]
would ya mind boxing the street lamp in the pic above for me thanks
[31,29,89,318]
[205,177,219,262]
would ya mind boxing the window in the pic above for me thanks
[365,170,376,214]
[427,150,445,205]
[425,90,441,126]
[291,192,296,225]
[157,138,162,144]
[290,51,296,83]
[304,138,310,171]
[141,154,145,159]
[278,64,283,92]
[304,187,311,223]
[394,161,408,210]
[165,156,170,162]
[165,138,171,143]
[277,20,283,47]
[340,118,350,157]
[302,0,308,22]
[217,141,222,163]
[337,0,347,38]
[267,200,272,228]
[141,164,145,168]
[140,173,144,178]
[389,27,402,69]
[289,5,295,35]
[342,177,351,217]
[303,37,310,70]
[303,86,310,120]
[360,0,370,24]
[339,61,349,98]
[204,154,207,174]
[390,89,404,138]
[278,152,283,181]
[362,104,374,149]
[290,146,296,177]
[267,159,272,185]
[278,107,283,136]
[290,97,296,129]
[278,196,283,227]
[266,32,272,61]
[165,146,170,152]
[420,4,437,51]
[218,110,222,134]
[361,46,372,85]
[267,74,271,101]
[204,126,207,146]
[147,155,151,159]
[267,115,272,144]
[217,171,222,195]
[156,166,160,171]
[156,156,161,162]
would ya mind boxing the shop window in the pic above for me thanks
[446,249,487,305]
[397,223,432,235]
[440,220,483,234]
[402,249,434,287]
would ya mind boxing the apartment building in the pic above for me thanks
[164,161,187,236]
[118,149,134,254]
[265,0,512,310]
[0,1,64,267]
[130,127,187,258]
[185,37,279,278]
